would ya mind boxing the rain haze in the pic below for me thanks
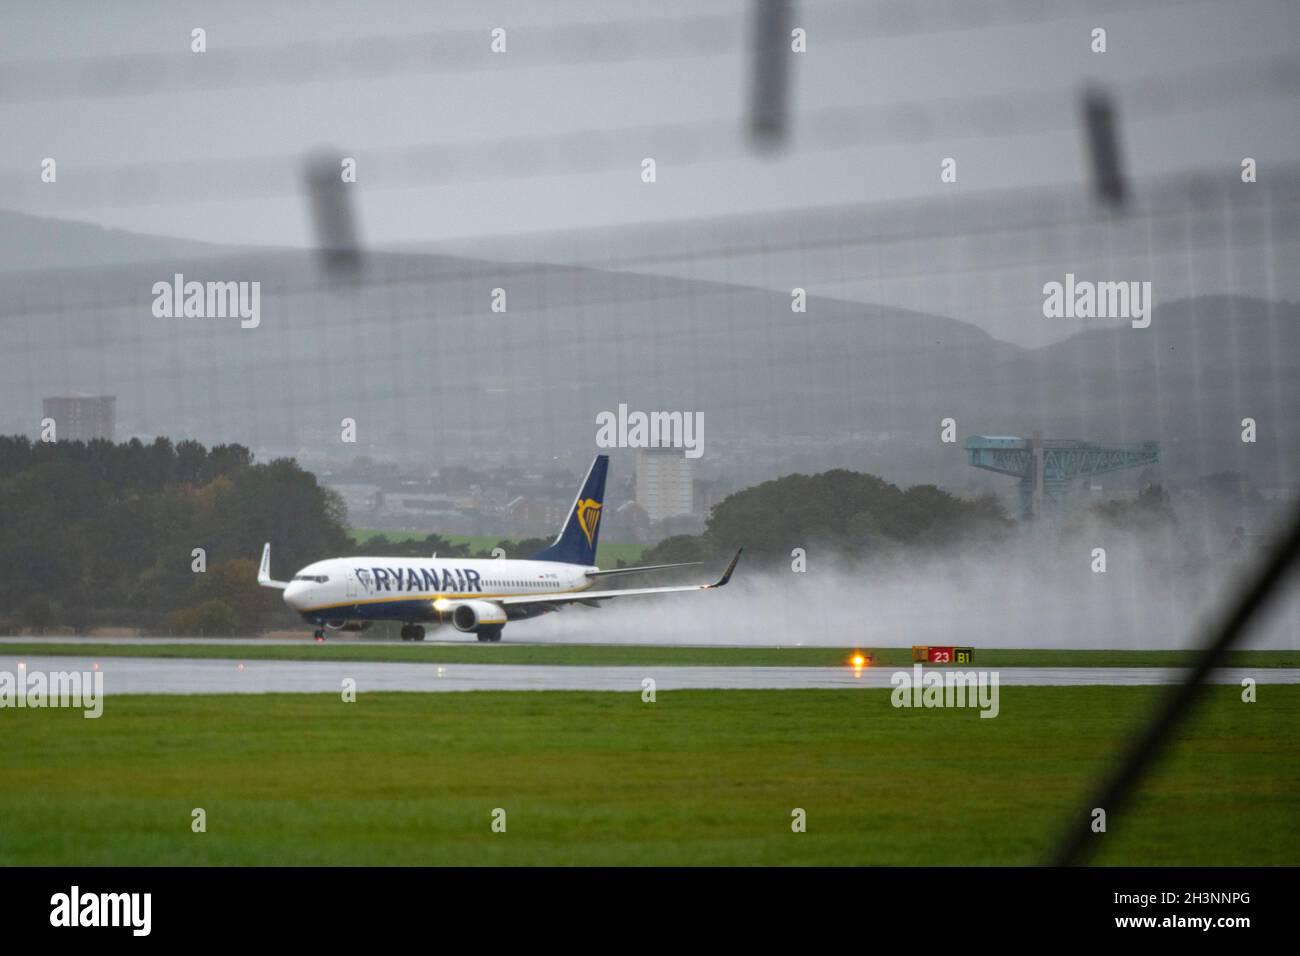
[1,0,1297,653]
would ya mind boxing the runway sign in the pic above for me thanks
[911,645,974,664]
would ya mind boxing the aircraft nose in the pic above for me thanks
[283,581,306,610]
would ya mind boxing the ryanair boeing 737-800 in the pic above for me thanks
[257,454,741,642]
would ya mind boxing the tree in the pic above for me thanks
[645,468,1011,567]
[163,599,240,637]
[18,595,53,635]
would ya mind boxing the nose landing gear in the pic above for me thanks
[313,629,326,642]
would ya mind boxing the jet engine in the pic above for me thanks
[445,600,508,633]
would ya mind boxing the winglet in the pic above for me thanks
[257,542,289,589]
[707,548,743,588]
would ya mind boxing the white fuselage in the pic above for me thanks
[283,556,596,625]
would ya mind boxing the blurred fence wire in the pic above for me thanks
[0,0,1210,102]
[1051,503,1300,865]
[0,0,1297,866]
[4,55,1296,211]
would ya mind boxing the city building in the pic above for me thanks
[42,394,115,442]
[635,448,695,524]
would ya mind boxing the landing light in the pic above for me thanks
[850,653,867,669]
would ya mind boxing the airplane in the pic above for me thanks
[257,454,741,642]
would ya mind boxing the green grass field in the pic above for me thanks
[349,529,647,566]
[1,686,1295,865]
[1,642,1296,668]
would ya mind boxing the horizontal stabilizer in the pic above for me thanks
[500,549,742,608]
[584,561,701,579]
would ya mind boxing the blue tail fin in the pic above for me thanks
[531,455,608,565]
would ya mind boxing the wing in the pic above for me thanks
[499,549,741,609]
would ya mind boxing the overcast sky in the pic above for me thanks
[3,0,1297,245]
[3,0,1298,345]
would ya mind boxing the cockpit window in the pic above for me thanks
[293,574,329,583]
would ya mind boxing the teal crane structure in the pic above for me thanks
[965,433,1160,518]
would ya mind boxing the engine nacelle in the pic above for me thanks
[446,600,508,633]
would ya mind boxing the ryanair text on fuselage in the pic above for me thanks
[359,565,482,593]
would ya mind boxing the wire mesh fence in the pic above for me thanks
[0,0,1297,869]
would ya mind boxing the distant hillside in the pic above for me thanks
[0,210,234,272]
[0,211,1295,490]
[996,294,1299,482]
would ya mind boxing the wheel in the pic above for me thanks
[313,629,326,642]
[411,625,425,642]
[477,626,503,643]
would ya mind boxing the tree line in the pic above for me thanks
[0,436,349,635]
[1,438,1032,635]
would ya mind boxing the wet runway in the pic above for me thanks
[1,655,1296,694]
[0,635,465,647]
[0,635,849,648]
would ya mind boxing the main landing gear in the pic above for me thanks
[313,629,326,642]
[476,626,503,643]
[400,624,426,642]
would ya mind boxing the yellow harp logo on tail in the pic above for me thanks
[576,498,602,548]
